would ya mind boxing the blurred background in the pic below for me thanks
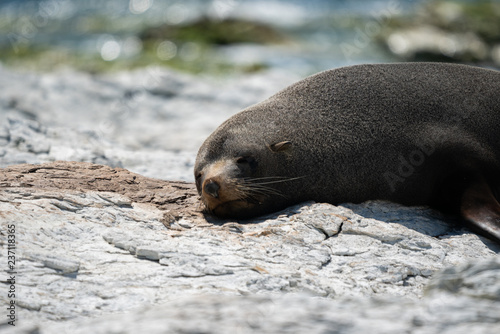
[0,0,499,181]
[1,0,499,75]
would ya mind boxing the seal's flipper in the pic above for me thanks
[460,177,500,243]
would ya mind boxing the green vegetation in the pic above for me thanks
[140,17,285,45]
[1,43,267,75]
[0,17,283,74]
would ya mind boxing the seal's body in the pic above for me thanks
[195,63,500,243]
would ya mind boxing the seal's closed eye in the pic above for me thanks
[236,155,258,173]
[236,156,255,165]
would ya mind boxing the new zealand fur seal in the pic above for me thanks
[194,62,500,243]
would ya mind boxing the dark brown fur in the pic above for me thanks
[195,63,500,243]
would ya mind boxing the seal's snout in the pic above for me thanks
[195,159,265,218]
[204,179,220,198]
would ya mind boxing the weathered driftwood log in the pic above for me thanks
[0,161,204,226]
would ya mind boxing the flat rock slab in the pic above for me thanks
[0,161,499,332]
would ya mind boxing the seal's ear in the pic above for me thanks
[269,141,292,152]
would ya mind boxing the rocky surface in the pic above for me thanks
[0,65,299,181]
[1,161,499,333]
[12,266,500,334]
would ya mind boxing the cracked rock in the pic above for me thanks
[1,161,499,333]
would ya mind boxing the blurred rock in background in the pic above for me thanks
[378,0,500,67]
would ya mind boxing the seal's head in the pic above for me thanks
[194,112,304,218]
[195,136,296,218]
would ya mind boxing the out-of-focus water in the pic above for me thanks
[0,0,429,74]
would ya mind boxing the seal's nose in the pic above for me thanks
[204,180,220,198]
